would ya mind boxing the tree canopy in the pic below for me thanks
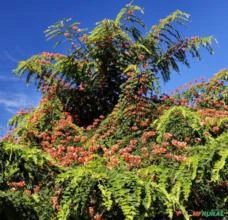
[15,3,214,126]
[0,3,227,220]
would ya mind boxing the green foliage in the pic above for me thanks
[0,2,227,220]
[175,69,228,108]
[0,190,38,220]
[153,106,203,144]
[0,142,59,220]
[52,133,227,219]
[0,142,59,185]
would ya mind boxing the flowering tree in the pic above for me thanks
[15,3,214,126]
[0,3,227,220]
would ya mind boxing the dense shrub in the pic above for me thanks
[0,3,227,220]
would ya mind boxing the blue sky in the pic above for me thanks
[0,0,227,136]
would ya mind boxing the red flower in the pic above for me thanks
[152,147,167,154]
[129,139,138,146]
[50,196,59,209]
[64,32,70,38]
[94,214,103,220]
[130,126,139,131]
[138,54,145,61]
[7,180,26,188]
[211,126,220,134]
[161,142,169,148]
[81,136,88,142]
[79,83,85,91]
[111,144,119,152]
[141,131,156,143]
[163,133,173,141]
[67,146,75,153]
[16,109,27,116]
[127,10,133,16]
[72,25,79,31]
[171,140,187,149]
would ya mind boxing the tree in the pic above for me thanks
[15,2,214,126]
[0,3,227,220]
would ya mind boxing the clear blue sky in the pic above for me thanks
[0,0,227,136]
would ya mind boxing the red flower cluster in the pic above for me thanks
[7,180,25,188]
[50,196,60,210]
[16,109,27,116]
[151,138,188,162]
[163,132,173,141]
[165,153,187,162]
[139,119,151,128]
[107,156,120,170]
[84,115,105,131]
[36,111,98,166]
[94,214,103,220]
[211,126,220,134]
[124,154,141,168]
[171,139,187,149]
[151,144,167,154]
[130,126,139,131]
[141,131,156,143]
[41,52,65,59]
[198,108,228,118]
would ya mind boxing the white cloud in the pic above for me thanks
[0,74,20,82]
[4,107,16,114]
[0,92,39,113]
